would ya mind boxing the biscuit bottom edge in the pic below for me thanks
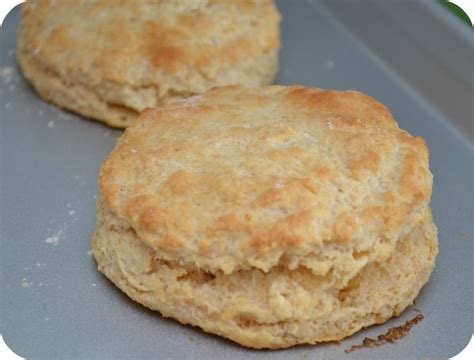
[17,51,140,128]
[92,208,438,349]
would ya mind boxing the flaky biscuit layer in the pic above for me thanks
[93,197,437,349]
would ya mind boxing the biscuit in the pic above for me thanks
[92,85,438,348]
[17,0,281,128]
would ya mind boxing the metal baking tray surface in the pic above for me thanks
[1,0,472,358]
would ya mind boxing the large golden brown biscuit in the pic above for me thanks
[17,0,280,127]
[92,85,438,348]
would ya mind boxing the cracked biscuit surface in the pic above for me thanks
[17,0,280,127]
[93,85,438,348]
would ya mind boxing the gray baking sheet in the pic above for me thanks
[1,1,473,359]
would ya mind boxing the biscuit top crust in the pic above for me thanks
[19,0,280,109]
[100,86,433,275]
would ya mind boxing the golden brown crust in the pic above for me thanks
[93,85,438,348]
[17,0,281,127]
[99,85,433,277]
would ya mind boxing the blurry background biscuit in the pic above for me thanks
[17,0,281,127]
[92,85,438,349]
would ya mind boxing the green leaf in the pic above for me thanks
[438,0,472,27]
